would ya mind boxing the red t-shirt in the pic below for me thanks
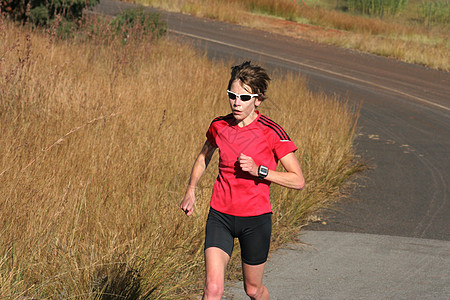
[206,111,298,217]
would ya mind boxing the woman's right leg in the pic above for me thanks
[203,247,230,300]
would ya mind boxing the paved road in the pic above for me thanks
[93,1,450,298]
[224,231,450,299]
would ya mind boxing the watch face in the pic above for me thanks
[260,166,269,175]
[259,165,269,178]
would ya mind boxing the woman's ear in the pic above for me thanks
[254,96,262,107]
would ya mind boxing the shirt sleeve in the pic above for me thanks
[269,123,297,159]
[273,139,297,160]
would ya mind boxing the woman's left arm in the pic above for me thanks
[238,152,305,190]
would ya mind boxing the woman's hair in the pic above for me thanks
[227,61,271,101]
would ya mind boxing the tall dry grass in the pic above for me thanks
[0,15,361,298]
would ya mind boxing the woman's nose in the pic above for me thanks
[233,97,242,106]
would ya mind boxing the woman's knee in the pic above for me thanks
[244,282,261,298]
[244,281,269,299]
[204,280,224,299]
[203,247,229,299]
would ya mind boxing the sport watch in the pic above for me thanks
[258,165,269,179]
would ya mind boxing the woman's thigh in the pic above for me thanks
[204,247,230,290]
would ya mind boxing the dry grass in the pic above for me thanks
[133,0,449,71]
[0,15,362,298]
[292,6,449,70]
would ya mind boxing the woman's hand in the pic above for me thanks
[180,187,196,216]
[238,153,258,177]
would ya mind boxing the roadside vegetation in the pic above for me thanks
[0,7,363,298]
[134,0,449,71]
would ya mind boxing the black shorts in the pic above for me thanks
[205,207,272,265]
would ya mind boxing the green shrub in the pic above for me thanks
[28,4,48,26]
[110,7,167,43]
[418,0,450,26]
[0,0,100,25]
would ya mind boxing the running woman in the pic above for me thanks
[180,61,305,300]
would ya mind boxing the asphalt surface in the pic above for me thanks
[93,1,450,298]
[224,231,450,299]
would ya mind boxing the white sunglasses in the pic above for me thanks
[227,90,259,101]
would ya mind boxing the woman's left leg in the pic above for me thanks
[237,212,272,300]
[242,262,269,300]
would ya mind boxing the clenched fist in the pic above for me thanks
[238,153,258,177]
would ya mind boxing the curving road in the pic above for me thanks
[94,1,450,298]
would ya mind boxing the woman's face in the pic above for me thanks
[228,80,261,127]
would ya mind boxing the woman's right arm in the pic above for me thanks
[180,140,216,216]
